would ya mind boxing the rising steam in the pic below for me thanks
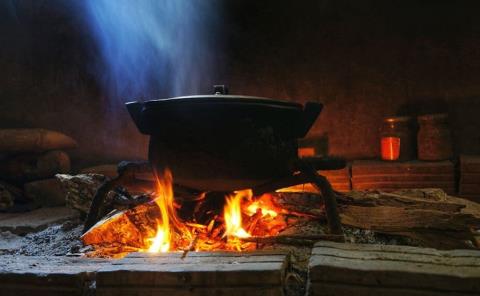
[78,0,223,101]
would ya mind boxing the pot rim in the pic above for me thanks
[140,95,303,109]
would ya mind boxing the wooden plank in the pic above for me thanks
[96,252,290,295]
[310,282,472,296]
[352,160,454,175]
[0,255,107,296]
[309,241,480,294]
[126,250,287,258]
[312,241,480,257]
[97,286,283,296]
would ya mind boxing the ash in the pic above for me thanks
[0,219,84,256]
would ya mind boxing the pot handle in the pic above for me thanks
[126,101,148,134]
[299,102,323,138]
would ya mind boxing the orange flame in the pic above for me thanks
[224,189,252,239]
[145,169,189,253]
[245,194,279,218]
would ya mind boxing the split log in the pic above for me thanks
[338,189,480,249]
[81,201,159,256]
[0,150,71,182]
[56,174,106,215]
[0,128,77,153]
[24,178,66,207]
[80,164,118,178]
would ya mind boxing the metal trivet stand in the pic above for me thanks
[84,157,345,237]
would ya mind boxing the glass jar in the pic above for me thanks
[417,113,452,161]
[380,116,415,161]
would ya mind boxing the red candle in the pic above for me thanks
[381,137,401,161]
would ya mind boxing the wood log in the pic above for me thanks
[24,178,65,207]
[56,174,106,215]
[338,189,480,249]
[0,150,71,182]
[0,128,77,153]
[80,164,118,178]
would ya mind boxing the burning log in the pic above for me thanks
[0,129,77,153]
[0,150,71,182]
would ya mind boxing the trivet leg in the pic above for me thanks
[299,163,344,236]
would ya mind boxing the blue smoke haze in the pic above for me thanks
[78,0,223,102]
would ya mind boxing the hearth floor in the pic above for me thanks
[2,242,480,296]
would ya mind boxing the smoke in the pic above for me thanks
[78,0,223,101]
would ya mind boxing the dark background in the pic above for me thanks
[1,0,479,169]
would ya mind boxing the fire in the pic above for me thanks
[83,168,288,257]
[144,169,190,253]
[224,190,252,239]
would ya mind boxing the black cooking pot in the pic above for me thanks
[126,86,322,191]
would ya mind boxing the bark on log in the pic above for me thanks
[24,178,66,207]
[80,164,118,178]
[0,150,71,182]
[0,129,77,153]
[338,189,480,249]
[56,174,106,215]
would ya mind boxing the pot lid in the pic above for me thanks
[142,85,303,109]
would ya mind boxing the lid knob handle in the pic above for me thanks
[213,85,229,95]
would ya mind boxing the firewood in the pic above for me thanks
[337,189,480,249]
[24,178,65,207]
[56,173,106,215]
[0,150,71,182]
[0,128,77,153]
[80,164,118,178]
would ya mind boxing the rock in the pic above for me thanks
[0,128,77,153]
[56,174,106,215]
[0,150,71,182]
[0,207,79,235]
[24,178,66,207]
[80,164,118,178]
